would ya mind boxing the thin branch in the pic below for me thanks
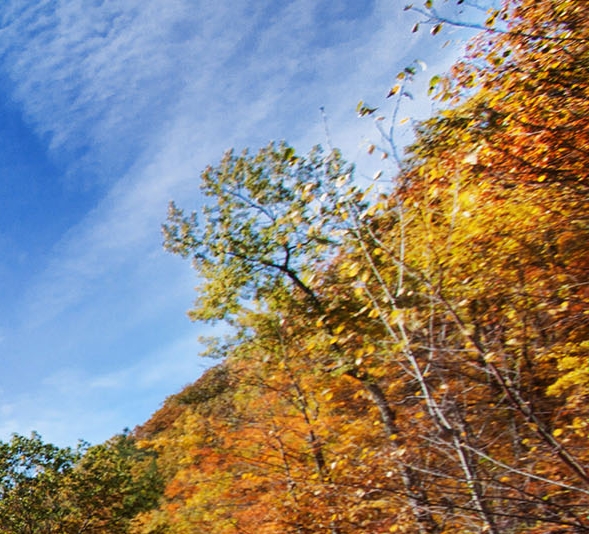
[409,6,589,43]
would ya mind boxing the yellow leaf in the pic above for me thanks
[365,343,377,355]
[347,263,361,277]
[333,323,346,335]
[553,428,564,438]
[348,263,360,278]
[387,84,401,97]
[389,309,404,324]
[484,352,498,363]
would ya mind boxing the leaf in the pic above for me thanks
[365,343,377,355]
[356,101,378,117]
[428,74,441,95]
[333,323,346,335]
[283,146,295,161]
[431,23,443,35]
[347,263,361,277]
[387,84,401,97]
[485,10,499,27]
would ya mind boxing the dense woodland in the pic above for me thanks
[2,0,588,532]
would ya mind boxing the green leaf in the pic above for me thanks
[283,147,295,161]
[428,74,441,95]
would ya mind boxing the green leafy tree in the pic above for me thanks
[0,432,77,533]
[0,432,162,534]
[163,141,355,322]
[64,434,162,534]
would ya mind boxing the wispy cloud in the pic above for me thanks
[0,0,258,183]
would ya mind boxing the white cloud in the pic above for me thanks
[0,0,260,183]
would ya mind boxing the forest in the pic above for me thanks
[1,0,587,532]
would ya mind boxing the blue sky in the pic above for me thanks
[0,0,480,447]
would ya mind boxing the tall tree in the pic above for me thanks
[159,0,589,531]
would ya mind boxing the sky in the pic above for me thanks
[0,0,483,447]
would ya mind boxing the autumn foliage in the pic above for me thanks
[145,1,589,532]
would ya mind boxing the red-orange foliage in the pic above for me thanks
[137,1,589,533]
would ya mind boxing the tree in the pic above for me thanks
[159,0,589,531]
[64,434,162,534]
[0,432,162,534]
[0,432,77,533]
[163,142,441,532]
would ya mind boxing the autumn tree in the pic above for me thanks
[163,142,442,532]
[348,0,589,530]
[159,0,589,532]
